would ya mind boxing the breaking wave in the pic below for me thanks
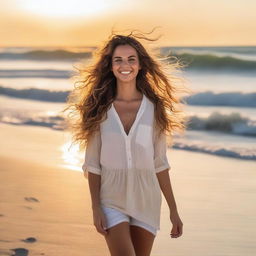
[172,142,256,160]
[184,91,256,107]
[187,112,256,137]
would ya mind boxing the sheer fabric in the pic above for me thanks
[82,94,170,230]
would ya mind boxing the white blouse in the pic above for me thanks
[82,93,171,230]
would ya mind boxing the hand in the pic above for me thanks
[92,206,108,236]
[169,209,183,238]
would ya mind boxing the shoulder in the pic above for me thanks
[144,95,155,111]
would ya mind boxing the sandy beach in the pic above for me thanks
[0,123,255,256]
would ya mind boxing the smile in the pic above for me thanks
[120,71,131,74]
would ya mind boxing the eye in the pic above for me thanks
[129,58,136,62]
[114,59,121,63]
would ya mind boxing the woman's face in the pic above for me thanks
[111,44,141,84]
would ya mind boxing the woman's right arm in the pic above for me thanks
[87,172,101,210]
[87,172,108,236]
[82,130,102,205]
[82,130,107,235]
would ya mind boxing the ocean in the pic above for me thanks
[0,46,255,163]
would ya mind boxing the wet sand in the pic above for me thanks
[0,123,255,256]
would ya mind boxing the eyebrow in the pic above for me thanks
[113,55,137,59]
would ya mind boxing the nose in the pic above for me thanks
[120,59,130,67]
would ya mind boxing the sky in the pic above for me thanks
[0,0,256,47]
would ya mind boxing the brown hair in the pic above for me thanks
[63,29,191,151]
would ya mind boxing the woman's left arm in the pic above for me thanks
[156,169,177,212]
[156,169,183,238]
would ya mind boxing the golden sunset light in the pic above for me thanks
[16,0,124,19]
[1,0,256,46]
[1,0,256,254]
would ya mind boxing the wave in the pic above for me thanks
[168,53,256,71]
[0,49,92,61]
[1,86,256,108]
[0,93,255,137]
[1,110,255,160]
[1,113,255,160]
[184,91,256,107]
[172,142,256,160]
[0,86,69,102]
[0,69,72,78]
[187,112,256,137]
[160,46,256,56]
[1,47,256,72]
[0,112,65,131]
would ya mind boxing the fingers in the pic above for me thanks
[101,216,108,235]
[94,217,108,236]
[170,222,183,238]
[170,225,179,238]
[94,221,108,236]
[92,209,108,236]
[179,223,183,236]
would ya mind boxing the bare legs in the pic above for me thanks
[104,222,155,256]
[130,225,155,256]
[104,222,136,256]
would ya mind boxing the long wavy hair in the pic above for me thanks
[63,29,191,151]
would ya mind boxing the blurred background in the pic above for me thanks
[0,0,255,162]
[0,1,255,256]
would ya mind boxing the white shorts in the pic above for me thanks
[101,205,157,236]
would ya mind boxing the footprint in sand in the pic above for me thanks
[24,197,39,203]
[22,206,33,210]
[0,239,11,242]
[21,237,37,243]
[10,248,29,256]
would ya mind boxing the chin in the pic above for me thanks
[118,78,136,83]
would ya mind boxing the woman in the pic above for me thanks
[65,31,189,256]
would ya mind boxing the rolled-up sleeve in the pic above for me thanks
[153,123,171,173]
[82,130,102,176]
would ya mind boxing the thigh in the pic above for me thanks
[104,222,136,256]
[130,219,156,256]
[101,206,136,256]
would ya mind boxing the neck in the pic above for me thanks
[115,80,142,101]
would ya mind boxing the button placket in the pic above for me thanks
[111,94,146,170]
[126,137,132,169]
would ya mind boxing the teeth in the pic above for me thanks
[121,71,131,74]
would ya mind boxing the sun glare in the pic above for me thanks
[18,0,118,18]
[60,141,82,171]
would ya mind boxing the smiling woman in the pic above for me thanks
[17,0,121,18]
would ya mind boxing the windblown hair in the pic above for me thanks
[63,29,191,151]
